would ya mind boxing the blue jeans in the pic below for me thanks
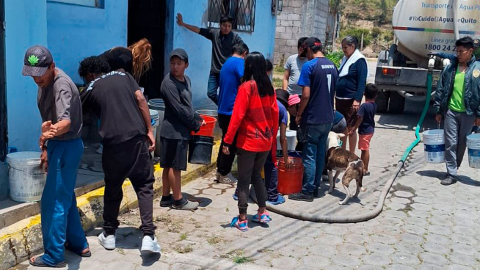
[41,138,88,265]
[207,72,220,105]
[301,123,332,194]
[264,151,279,201]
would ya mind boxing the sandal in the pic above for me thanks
[30,256,66,268]
[65,243,91,257]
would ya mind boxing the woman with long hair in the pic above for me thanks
[101,38,152,82]
[222,52,279,232]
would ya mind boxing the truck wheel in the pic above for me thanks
[375,90,389,113]
[388,91,405,114]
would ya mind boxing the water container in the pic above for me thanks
[467,133,480,169]
[191,115,217,137]
[277,152,304,195]
[149,109,159,156]
[422,129,445,163]
[188,136,214,165]
[148,99,165,157]
[277,130,297,151]
[6,152,46,202]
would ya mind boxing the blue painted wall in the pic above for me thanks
[2,0,48,199]
[170,0,277,110]
[46,0,128,84]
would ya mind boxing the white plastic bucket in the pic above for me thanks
[467,133,480,169]
[422,129,445,163]
[148,99,165,157]
[6,151,46,202]
[277,130,297,151]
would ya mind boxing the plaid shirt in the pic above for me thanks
[224,80,279,153]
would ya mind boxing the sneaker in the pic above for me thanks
[441,175,457,186]
[288,192,314,202]
[252,211,272,223]
[267,195,285,205]
[230,216,248,232]
[141,235,161,254]
[215,172,238,184]
[96,144,103,154]
[172,199,199,210]
[98,232,115,250]
[232,188,239,201]
[160,195,173,207]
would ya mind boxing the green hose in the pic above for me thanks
[400,72,433,162]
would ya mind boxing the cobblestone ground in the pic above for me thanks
[18,101,480,270]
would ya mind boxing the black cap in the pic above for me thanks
[169,48,188,62]
[22,45,53,77]
[275,89,290,109]
[304,37,322,48]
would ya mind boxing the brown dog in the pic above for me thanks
[326,132,366,205]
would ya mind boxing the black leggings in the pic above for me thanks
[236,149,269,215]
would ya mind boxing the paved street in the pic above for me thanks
[14,101,480,269]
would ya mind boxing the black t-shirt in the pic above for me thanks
[81,71,146,145]
[199,28,243,74]
[357,101,377,135]
[100,47,133,75]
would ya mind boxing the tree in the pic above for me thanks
[379,0,387,24]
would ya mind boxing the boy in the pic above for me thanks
[263,89,290,205]
[79,56,160,253]
[349,83,378,176]
[216,42,249,184]
[159,48,204,210]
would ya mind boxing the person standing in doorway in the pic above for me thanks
[283,37,308,130]
[434,36,480,185]
[176,13,243,105]
[23,45,90,267]
[336,36,368,154]
[289,38,339,202]
[159,48,205,210]
[216,42,249,184]
[79,56,160,254]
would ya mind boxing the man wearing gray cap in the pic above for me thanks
[78,56,160,254]
[159,48,204,210]
[22,45,90,267]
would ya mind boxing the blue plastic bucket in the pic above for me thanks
[422,129,445,163]
[467,133,480,169]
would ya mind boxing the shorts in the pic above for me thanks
[331,118,347,134]
[358,134,373,151]
[160,137,188,171]
[335,98,357,127]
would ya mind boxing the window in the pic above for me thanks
[48,0,104,8]
[208,0,256,32]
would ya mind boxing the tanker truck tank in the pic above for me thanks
[374,0,480,114]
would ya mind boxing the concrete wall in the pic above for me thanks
[170,0,277,110]
[2,0,49,200]
[46,0,128,84]
[274,0,329,65]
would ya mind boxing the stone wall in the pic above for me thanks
[274,0,329,65]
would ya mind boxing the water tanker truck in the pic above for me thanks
[375,0,480,113]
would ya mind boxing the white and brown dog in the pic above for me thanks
[325,132,366,205]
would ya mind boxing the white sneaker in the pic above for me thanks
[96,144,103,154]
[215,172,238,184]
[141,235,161,254]
[98,233,116,250]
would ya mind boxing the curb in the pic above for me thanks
[0,140,220,270]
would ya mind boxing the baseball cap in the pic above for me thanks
[22,45,53,77]
[275,89,289,108]
[169,48,189,62]
[304,37,322,48]
[288,94,301,106]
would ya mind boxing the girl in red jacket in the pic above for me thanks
[222,52,279,232]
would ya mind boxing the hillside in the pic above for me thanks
[332,0,397,57]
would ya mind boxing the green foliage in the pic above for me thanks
[371,27,382,39]
[340,28,372,47]
[325,51,344,68]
